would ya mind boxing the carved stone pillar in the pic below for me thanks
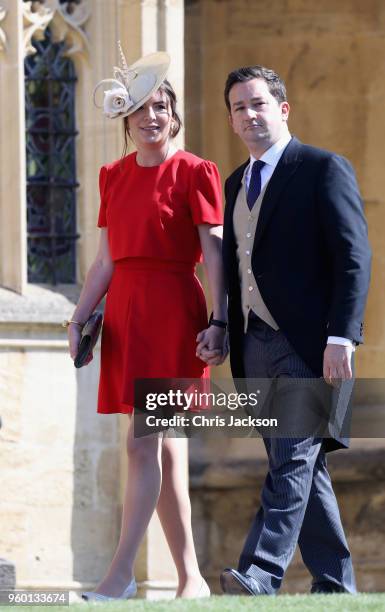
[0,1,27,293]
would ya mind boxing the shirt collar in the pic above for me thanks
[249,131,292,169]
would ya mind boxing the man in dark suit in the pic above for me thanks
[217,65,371,595]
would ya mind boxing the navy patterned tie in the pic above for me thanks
[247,160,265,210]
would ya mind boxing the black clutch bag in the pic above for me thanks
[74,312,103,369]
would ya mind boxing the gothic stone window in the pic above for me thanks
[24,25,79,284]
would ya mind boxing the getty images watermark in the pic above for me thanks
[134,383,280,434]
[144,389,278,428]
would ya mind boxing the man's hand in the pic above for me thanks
[196,326,229,366]
[323,343,353,387]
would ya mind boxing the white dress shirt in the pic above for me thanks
[245,130,355,351]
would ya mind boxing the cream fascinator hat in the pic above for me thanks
[93,42,170,119]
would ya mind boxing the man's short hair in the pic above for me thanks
[224,66,287,111]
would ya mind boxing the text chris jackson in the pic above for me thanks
[145,414,278,428]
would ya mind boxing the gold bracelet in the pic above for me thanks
[62,319,84,328]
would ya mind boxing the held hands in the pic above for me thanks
[196,325,229,366]
[67,324,94,366]
[323,343,353,387]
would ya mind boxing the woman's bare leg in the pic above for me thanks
[156,436,206,597]
[93,415,163,597]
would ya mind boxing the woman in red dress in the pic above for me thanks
[66,51,227,600]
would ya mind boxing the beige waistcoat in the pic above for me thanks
[233,179,279,333]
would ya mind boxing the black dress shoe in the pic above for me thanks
[220,568,264,595]
[311,581,346,594]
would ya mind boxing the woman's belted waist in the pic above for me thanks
[114,257,195,273]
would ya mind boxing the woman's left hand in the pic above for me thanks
[196,326,229,366]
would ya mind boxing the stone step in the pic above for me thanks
[0,558,16,589]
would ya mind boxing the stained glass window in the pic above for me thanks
[24,27,79,284]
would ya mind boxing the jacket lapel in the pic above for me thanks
[253,136,303,251]
[223,160,248,251]
[225,162,248,218]
[223,161,248,293]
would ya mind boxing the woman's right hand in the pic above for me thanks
[66,228,113,367]
[67,323,94,366]
[68,323,82,361]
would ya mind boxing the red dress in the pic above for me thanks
[96,150,223,414]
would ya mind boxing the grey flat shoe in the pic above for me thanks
[81,577,137,601]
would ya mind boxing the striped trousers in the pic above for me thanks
[239,311,356,593]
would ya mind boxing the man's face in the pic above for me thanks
[228,78,290,152]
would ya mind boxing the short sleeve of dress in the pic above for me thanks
[188,160,223,226]
[97,166,109,227]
